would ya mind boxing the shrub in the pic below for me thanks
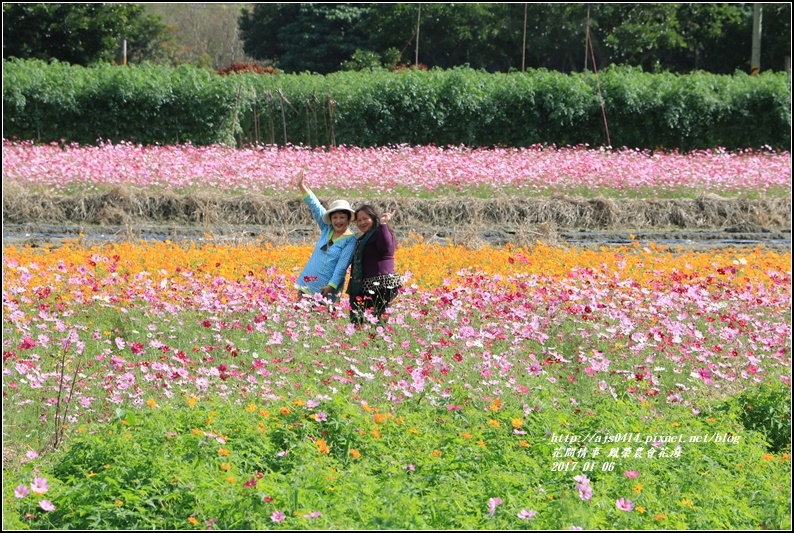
[731,382,791,453]
[3,59,790,149]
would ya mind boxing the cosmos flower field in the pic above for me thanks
[2,140,791,197]
[2,142,791,530]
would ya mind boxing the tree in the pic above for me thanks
[238,3,791,75]
[759,3,791,72]
[143,3,252,69]
[3,3,170,65]
[593,4,686,72]
[522,3,593,72]
[123,8,174,65]
[239,3,368,74]
[363,3,509,71]
[642,3,748,74]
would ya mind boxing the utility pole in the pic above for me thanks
[522,3,527,72]
[751,3,762,75]
[415,4,421,66]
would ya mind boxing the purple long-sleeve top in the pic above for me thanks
[360,223,396,279]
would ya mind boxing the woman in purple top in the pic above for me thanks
[346,204,402,325]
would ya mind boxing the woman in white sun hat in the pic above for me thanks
[294,169,356,302]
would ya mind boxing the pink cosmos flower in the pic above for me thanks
[517,509,537,520]
[39,500,56,512]
[624,470,640,478]
[271,511,286,523]
[616,498,635,511]
[487,497,503,517]
[574,473,592,499]
[15,485,29,498]
[303,511,322,519]
[314,411,328,422]
[30,476,49,495]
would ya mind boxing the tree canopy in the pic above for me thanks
[3,3,171,65]
[239,3,791,74]
[239,3,369,74]
[3,3,790,74]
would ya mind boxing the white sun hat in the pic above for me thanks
[322,200,355,224]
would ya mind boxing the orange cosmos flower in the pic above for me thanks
[315,439,330,454]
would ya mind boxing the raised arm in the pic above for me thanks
[295,169,327,228]
[294,169,310,196]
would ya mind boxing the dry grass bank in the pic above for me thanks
[3,187,790,232]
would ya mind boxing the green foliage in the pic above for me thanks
[240,3,369,75]
[2,3,171,66]
[3,394,790,529]
[723,382,792,454]
[239,3,790,75]
[3,59,791,150]
[2,59,240,146]
[341,50,385,72]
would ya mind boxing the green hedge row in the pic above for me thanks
[3,59,791,150]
